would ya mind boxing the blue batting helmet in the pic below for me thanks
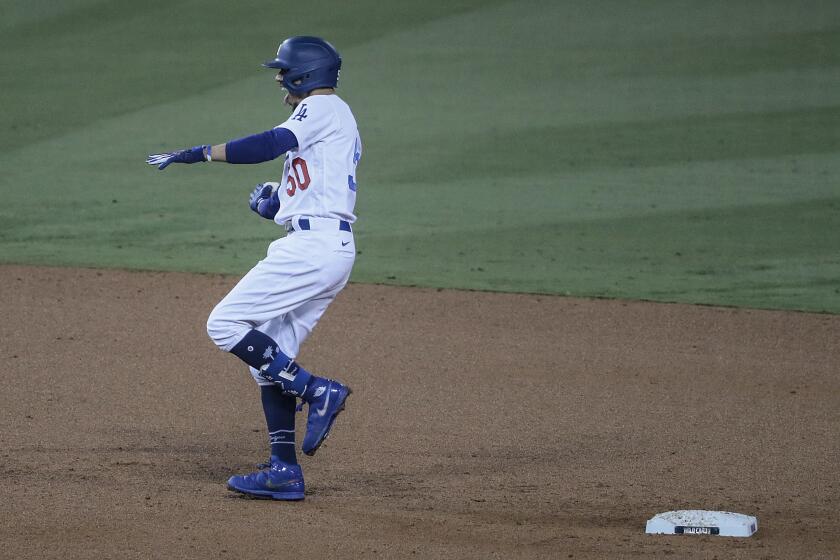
[262,36,342,96]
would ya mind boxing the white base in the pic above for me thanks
[645,510,758,537]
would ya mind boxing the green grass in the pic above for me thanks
[1,0,839,312]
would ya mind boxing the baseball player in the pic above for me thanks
[146,36,361,500]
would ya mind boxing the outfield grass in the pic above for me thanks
[1,0,838,312]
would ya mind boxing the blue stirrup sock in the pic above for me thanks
[229,329,313,396]
[260,385,298,464]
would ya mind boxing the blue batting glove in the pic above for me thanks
[249,182,281,220]
[146,145,209,170]
[249,183,273,211]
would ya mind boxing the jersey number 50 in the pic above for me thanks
[286,157,311,197]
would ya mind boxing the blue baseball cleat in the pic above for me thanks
[227,456,305,500]
[301,378,352,456]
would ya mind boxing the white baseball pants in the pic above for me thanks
[206,217,355,385]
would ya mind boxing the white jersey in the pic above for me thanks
[273,94,361,225]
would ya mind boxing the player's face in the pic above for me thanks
[275,71,303,109]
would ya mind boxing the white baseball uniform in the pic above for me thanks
[274,95,361,224]
[206,93,362,385]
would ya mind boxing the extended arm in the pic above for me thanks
[147,128,298,170]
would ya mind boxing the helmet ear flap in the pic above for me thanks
[280,73,307,93]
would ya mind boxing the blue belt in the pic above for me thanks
[290,219,352,233]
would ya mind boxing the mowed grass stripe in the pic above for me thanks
[357,196,840,312]
[374,106,840,183]
[0,0,506,152]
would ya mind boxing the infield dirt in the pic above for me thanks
[1,265,838,559]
